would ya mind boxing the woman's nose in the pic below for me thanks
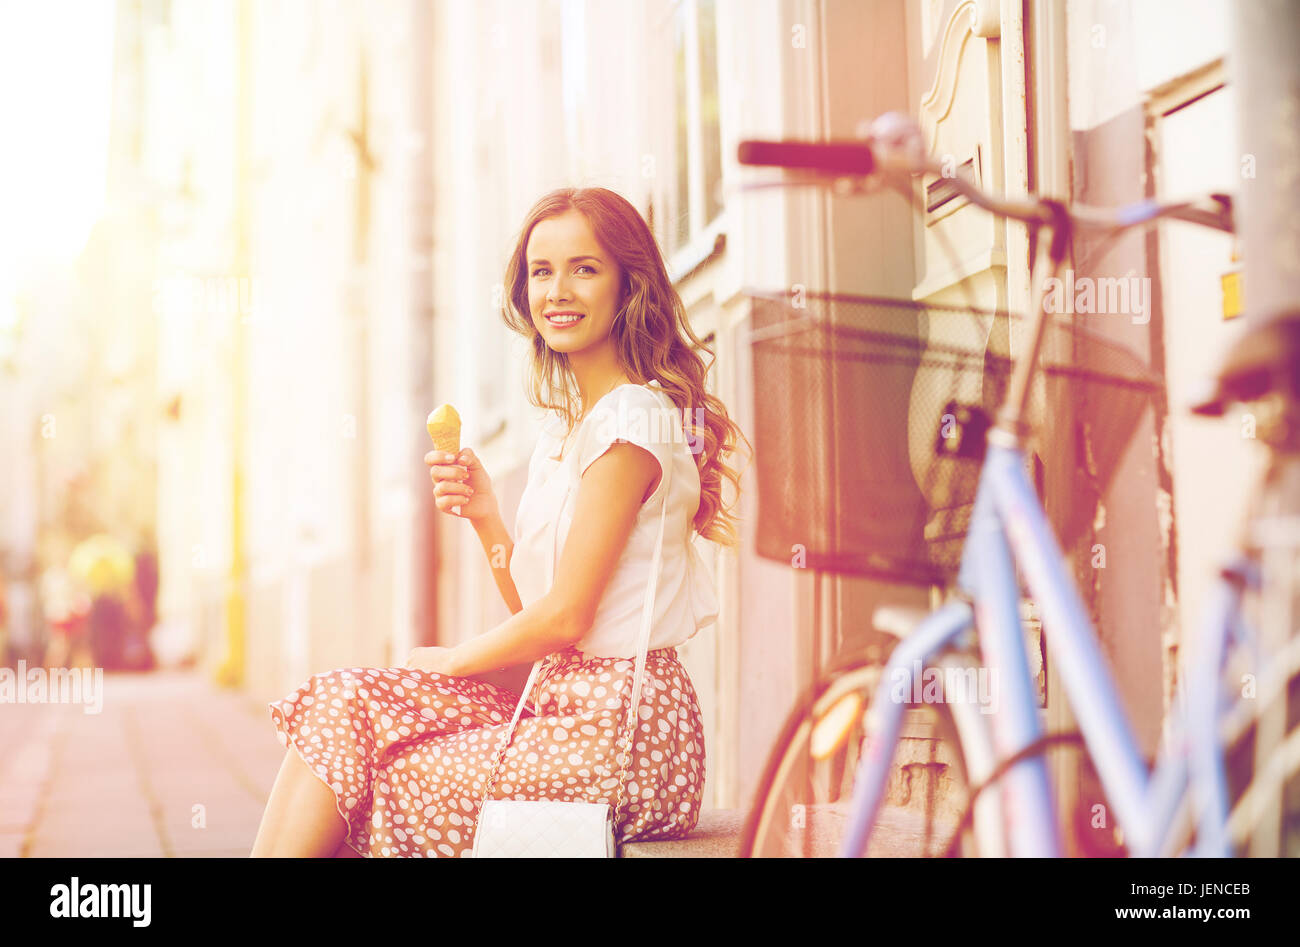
[547,274,571,302]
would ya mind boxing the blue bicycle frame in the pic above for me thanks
[838,440,1241,858]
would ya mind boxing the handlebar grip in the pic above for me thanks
[737,139,875,176]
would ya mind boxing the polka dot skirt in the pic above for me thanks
[267,645,706,857]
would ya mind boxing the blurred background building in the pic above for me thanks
[0,0,1277,845]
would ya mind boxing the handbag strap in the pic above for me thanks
[479,384,677,819]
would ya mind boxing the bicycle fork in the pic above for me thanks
[961,451,1063,857]
[987,443,1155,855]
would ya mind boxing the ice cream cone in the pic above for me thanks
[427,404,461,456]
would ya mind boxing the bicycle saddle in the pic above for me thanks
[1190,309,1300,416]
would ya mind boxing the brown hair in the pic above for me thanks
[500,186,751,549]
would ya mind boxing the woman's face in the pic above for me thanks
[525,209,624,356]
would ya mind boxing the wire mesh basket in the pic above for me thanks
[747,289,1162,586]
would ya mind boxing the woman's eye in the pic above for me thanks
[531,265,593,277]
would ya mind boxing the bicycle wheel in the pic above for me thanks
[740,645,984,857]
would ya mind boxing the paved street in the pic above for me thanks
[0,670,285,858]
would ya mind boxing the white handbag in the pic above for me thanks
[471,387,676,858]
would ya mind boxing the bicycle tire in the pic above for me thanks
[740,646,981,857]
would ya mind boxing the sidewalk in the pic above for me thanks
[0,669,285,858]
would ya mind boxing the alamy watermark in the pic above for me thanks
[0,661,103,714]
[889,660,999,715]
[50,877,150,927]
[1042,269,1152,325]
[589,394,707,457]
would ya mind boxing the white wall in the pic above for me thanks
[1158,85,1265,657]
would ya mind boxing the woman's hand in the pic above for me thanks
[425,447,498,522]
[405,646,461,676]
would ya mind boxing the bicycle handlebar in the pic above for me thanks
[737,118,1235,236]
[737,113,1236,440]
[736,138,875,177]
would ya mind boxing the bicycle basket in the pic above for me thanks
[747,290,1162,585]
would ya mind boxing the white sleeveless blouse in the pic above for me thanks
[508,380,720,659]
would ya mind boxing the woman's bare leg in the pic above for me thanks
[250,748,350,857]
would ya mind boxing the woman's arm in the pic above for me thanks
[473,511,523,615]
[443,441,660,677]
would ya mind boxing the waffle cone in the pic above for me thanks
[426,404,461,454]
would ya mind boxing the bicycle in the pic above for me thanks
[733,112,1299,857]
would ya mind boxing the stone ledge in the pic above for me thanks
[617,805,961,857]
[619,809,744,858]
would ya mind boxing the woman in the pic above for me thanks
[251,186,748,857]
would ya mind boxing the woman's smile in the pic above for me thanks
[544,309,586,328]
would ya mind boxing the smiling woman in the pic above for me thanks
[503,187,750,535]
[254,186,751,857]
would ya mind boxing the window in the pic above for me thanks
[696,0,723,224]
[660,0,724,262]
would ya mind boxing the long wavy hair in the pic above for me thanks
[500,186,751,549]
